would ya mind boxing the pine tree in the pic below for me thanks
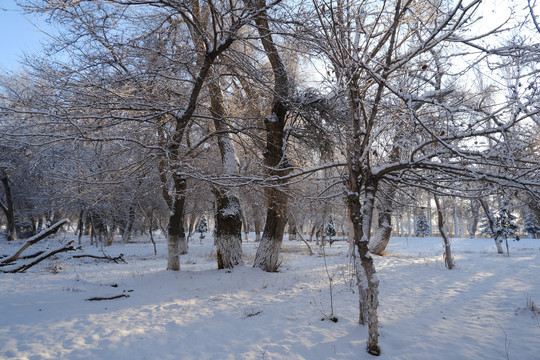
[415,215,431,237]
[325,220,336,240]
[523,212,540,239]
[493,207,519,256]
[195,216,208,242]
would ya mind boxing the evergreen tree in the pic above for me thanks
[415,215,431,237]
[478,215,492,237]
[195,216,208,242]
[325,220,336,239]
[493,207,519,256]
[523,212,540,239]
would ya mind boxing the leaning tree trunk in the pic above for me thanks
[434,193,454,269]
[479,198,504,254]
[251,0,290,272]
[0,171,17,241]
[369,183,396,255]
[468,199,480,238]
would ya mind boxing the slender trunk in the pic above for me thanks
[0,172,17,241]
[434,194,454,269]
[346,174,381,356]
[453,197,459,238]
[240,212,249,242]
[167,175,188,271]
[254,219,261,242]
[122,205,135,244]
[105,225,116,247]
[427,196,432,236]
[468,199,480,238]
[77,210,84,245]
[288,215,296,241]
[479,199,504,254]
[369,184,396,255]
[186,214,197,242]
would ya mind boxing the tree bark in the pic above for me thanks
[288,215,297,241]
[122,205,135,244]
[213,187,244,269]
[167,175,188,271]
[0,171,17,241]
[254,219,261,242]
[434,194,454,269]
[251,0,290,272]
[369,184,396,255]
[346,173,381,356]
[208,70,244,269]
[468,199,480,238]
[479,198,504,254]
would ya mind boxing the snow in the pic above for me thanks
[1,234,539,359]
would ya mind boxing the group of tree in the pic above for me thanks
[1,0,539,355]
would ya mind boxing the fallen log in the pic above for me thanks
[4,241,79,273]
[73,253,126,264]
[1,219,70,265]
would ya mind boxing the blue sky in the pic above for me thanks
[0,0,51,72]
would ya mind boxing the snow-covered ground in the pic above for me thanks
[1,233,539,360]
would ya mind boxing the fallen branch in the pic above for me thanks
[86,294,130,301]
[73,253,126,264]
[296,229,314,255]
[1,219,70,265]
[0,251,46,267]
[4,241,79,273]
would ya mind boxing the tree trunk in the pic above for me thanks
[251,0,290,273]
[208,69,244,269]
[479,198,504,254]
[240,212,249,242]
[254,187,288,272]
[0,172,17,241]
[288,215,296,241]
[213,188,244,269]
[167,175,188,271]
[369,184,396,255]
[254,219,261,242]
[346,174,381,356]
[434,194,454,269]
[453,197,460,238]
[77,210,84,245]
[122,205,135,244]
[468,199,480,238]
